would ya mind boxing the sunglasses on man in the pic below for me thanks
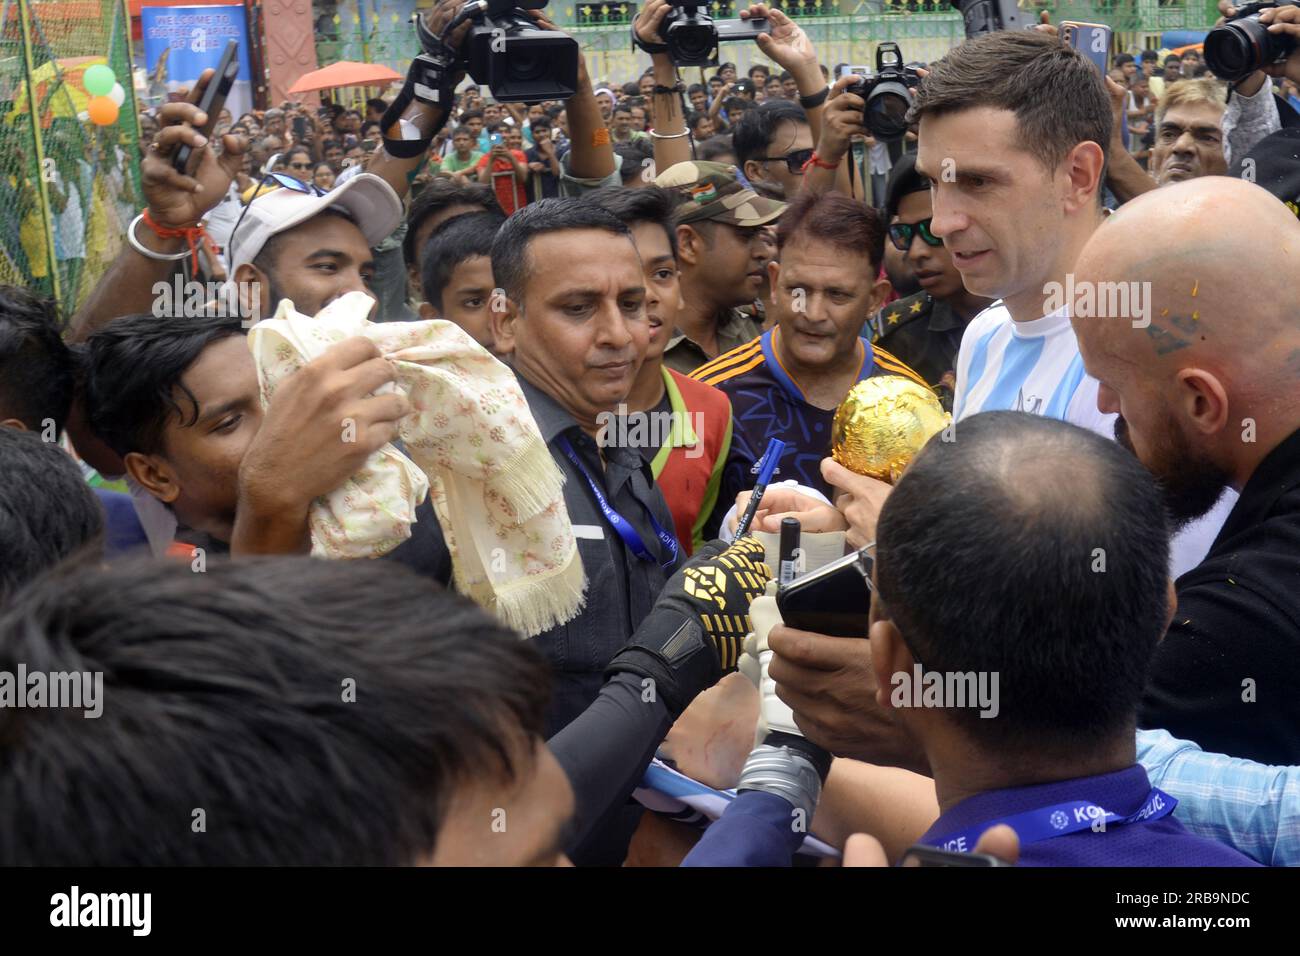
[888,217,943,252]
[755,147,814,175]
[227,172,327,267]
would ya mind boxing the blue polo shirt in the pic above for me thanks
[919,765,1259,867]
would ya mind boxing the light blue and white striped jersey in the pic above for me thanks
[952,301,1237,578]
[953,302,1112,436]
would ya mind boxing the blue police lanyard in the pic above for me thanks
[926,787,1177,853]
[557,436,679,570]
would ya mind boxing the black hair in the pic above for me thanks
[874,411,1171,753]
[1141,48,1159,61]
[778,71,793,83]
[1114,53,1135,67]
[613,138,655,184]
[460,108,485,123]
[884,151,929,220]
[0,428,103,605]
[490,198,630,304]
[687,111,712,133]
[698,134,735,162]
[748,64,769,79]
[82,313,247,458]
[0,285,74,433]
[365,96,388,112]
[688,83,706,96]
[613,102,632,116]
[585,185,679,259]
[403,179,502,267]
[732,100,809,169]
[420,211,506,311]
[0,556,551,864]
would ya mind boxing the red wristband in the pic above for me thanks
[142,208,211,274]
[800,152,840,175]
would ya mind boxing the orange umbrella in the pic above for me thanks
[287,61,403,95]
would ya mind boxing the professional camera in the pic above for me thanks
[947,0,1026,37]
[1204,0,1299,83]
[657,3,770,68]
[421,0,578,103]
[845,43,922,142]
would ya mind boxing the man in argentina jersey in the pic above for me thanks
[913,31,1233,575]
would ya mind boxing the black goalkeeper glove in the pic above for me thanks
[605,537,772,719]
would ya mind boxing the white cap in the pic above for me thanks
[225,172,403,277]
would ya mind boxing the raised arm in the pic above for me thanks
[364,0,472,199]
[634,0,693,172]
[68,69,246,344]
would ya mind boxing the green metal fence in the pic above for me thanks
[0,0,142,311]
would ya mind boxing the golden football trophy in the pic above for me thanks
[831,375,950,482]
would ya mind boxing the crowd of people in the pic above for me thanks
[2,0,1300,869]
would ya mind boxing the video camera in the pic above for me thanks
[420,0,578,103]
[947,0,1026,37]
[1204,0,1299,83]
[652,3,771,68]
[845,43,922,142]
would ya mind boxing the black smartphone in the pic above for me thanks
[899,844,1010,867]
[775,546,873,638]
[292,115,308,140]
[173,39,240,176]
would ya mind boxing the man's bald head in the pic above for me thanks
[1070,177,1300,514]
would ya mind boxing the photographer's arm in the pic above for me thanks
[366,3,470,199]
[801,75,863,197]
[635,0,692,172]
[744,4,827,146]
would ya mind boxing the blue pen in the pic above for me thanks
[734,437,786,539]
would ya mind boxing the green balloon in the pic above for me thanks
[84,64,116,97]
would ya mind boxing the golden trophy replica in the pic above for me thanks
[831,375,950,483]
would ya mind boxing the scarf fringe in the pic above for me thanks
[462,544,588,638]
[486,432,568,523]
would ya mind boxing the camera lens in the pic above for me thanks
[509,47,547,82]
[1205,17,1270,82]
[865,84,912,141]
[669,22,717,65]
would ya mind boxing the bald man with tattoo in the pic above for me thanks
[1071,176,1300,764]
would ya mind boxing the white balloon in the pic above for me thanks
[77,110,89,122]
[109,83,126,107]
